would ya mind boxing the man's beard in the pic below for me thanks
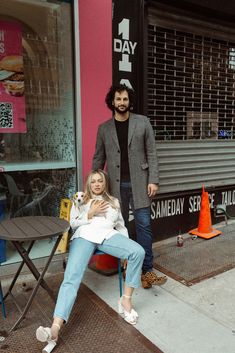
[114,105,130,114]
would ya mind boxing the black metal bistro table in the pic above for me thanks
[0,216,70,331]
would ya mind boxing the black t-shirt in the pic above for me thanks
[115,118,130,182]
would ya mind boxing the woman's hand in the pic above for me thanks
[88,200,109,219]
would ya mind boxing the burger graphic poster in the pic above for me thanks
[0,20,26,133]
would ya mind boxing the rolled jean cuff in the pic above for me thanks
[53,313,67,323]
[125,280,141,289]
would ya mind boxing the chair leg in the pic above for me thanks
[0,282,6,318]
[118,259,123,297]
[9,196,14,218]
[38,201,43,216]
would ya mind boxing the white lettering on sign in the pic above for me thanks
[118,18,129,40]
[151,192,216,219]
[148,188,235,221]
[188,193,215,213]
[189,195,201,213]
[114,18,137,73]
[151,198,184,219]
[119,53,131,72]
[221,190,235,205]
[209,193,215,208]
[129,41,137,53]
[120,79,133,88]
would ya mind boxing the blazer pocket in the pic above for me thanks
[141,163,149,170]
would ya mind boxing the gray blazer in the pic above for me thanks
[92,113,159,209]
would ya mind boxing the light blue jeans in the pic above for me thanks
[53,234,145,322]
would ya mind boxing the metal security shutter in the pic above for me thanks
[147,6,235,193]
[157,140,235,193]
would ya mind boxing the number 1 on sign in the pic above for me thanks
[118,18,131,72]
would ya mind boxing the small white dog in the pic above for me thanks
[72,191,84,210]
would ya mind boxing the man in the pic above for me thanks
[92,84,167,289]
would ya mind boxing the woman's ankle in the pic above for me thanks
[51,323,61,341]
[121,295,132,312]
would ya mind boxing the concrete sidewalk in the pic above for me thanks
[1,231,235,353]
[82,265,235,353]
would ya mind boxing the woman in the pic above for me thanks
[36,169,145,353]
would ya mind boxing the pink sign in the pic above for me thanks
[0,21,26,133]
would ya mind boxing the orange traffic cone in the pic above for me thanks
[189,186,221,239]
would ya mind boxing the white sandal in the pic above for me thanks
[36,324,60,353]
[118,294,138,325]
[42,340,57,353]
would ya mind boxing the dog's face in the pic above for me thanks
[72,191,84,207]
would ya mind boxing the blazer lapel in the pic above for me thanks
[109,118,120,148]
[128,113,137,146]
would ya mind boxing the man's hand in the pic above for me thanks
[148,183,158,198]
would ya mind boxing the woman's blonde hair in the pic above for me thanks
[83,169,118,209]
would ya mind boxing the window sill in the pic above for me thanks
[0,160,76,172]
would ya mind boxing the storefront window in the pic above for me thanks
[0,0,75,169]
[0,0,76,265]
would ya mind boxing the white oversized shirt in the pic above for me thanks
[70,196,129,244]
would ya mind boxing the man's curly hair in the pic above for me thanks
[105,84,134,111]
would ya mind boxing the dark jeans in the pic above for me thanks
[120,181,153,273]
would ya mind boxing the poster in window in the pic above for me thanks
[0,20,26,133]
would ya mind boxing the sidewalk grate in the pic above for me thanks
[153,223,235,286]
[0,274,163,353]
